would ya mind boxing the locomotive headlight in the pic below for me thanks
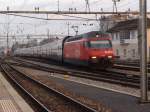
[108,56,112,59]
[91,56,98,63]
[91,56,97,59]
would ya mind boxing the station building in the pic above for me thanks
[107,18,150,61]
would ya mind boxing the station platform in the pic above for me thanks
[49,75,150,112]
[0,72,33,112]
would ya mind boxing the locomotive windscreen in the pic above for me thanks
[89,40,112,48]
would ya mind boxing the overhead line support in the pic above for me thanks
[0,11,150,15]
[139,0,149,103]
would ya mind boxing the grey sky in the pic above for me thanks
[0,0,142,11]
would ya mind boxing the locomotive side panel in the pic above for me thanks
[63,40,89,65]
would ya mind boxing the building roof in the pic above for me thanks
[107,18,150,33]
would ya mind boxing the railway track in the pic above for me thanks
[7,57,150,89]
[1,63,98,112]
[113,60,150,72]
[15,57,144,72]
[113,64,150,72]
[1,64,50,112]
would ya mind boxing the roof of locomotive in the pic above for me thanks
[65,31,110,42]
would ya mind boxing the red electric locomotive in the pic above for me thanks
[63,31,114,68]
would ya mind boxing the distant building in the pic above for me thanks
[100,14,136,32]
[108,18,150,61]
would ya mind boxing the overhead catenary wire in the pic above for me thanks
[0,13,97,21]
[9,0,28,23]
[0,0,143,44]
[56,13,94,20]
[0,1,148,35]
[0,34,62,38]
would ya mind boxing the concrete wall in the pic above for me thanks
[112,41,139,60]
[112,28,150,61]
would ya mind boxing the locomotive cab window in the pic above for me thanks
[89,40,112,48]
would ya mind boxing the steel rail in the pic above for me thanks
[11,57,150,89]
[1,64,51,112]
[1,63,97,112]
[113,64,150,72]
